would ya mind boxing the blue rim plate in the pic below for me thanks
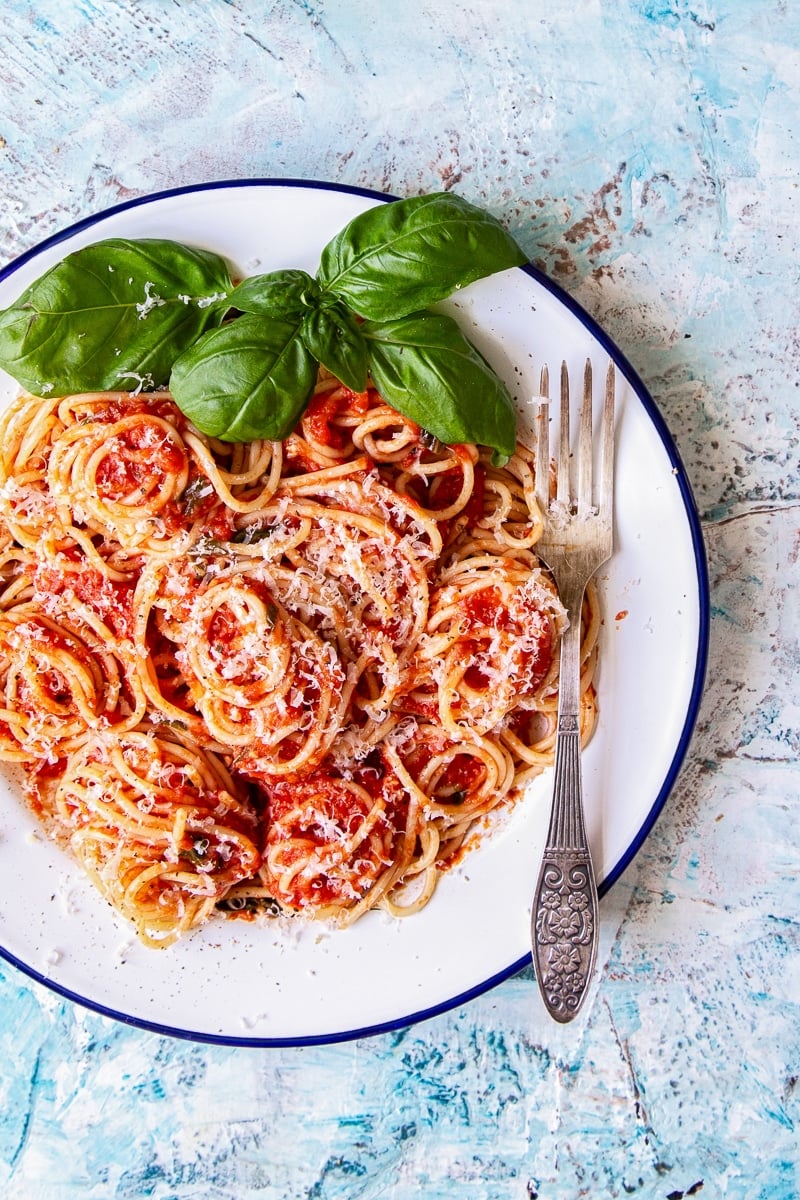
[0,180,709,1045]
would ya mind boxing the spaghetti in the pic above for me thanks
[0,377,600,945]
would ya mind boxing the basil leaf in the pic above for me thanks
[231,525,273,544]
[169,315,317,442]
[229,270,319,317]
[317,192,527,321]
[363,311,516,463]
[301,302,368,394]
[0,238,232,394]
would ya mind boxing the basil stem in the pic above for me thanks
[301,302,368,394]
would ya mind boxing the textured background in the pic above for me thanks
[1,1,799,1197]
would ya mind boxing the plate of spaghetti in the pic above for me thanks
[0,181,708,1044]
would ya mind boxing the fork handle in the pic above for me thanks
[531,594,599,1022]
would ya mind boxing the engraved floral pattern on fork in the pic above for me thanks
[534,849,596,1018]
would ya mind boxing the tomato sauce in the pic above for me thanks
[195,502,235,541]
[462,585,553,695]
[263,757,405,909]
[94,422,187,502]
[303,387,371,449]
[436,753,484,796]
[32,562,136,641]
[146,630,198,713]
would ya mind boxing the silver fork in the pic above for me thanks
[531,358,615,1022]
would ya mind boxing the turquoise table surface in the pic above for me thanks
[1,2,798,1197]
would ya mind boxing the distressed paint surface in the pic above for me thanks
[1,1,799,1197]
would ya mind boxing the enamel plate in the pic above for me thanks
[0,181,709,1044]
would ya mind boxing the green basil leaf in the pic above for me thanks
[0,238,232,394]
[169,314,318,442]
[363,311,516,462]
[301,302,368,394]
[229,270,319,317]
[317,192,526,321]
[231,525,273,544]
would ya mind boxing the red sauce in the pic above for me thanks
[303,387,371,449]
[263,758,405,909]
[463,462,486,525]
[5,612,129,721]
[430,453,483,518]
[204,582,280,686]
[436,753,485,798]
[196,504,235,541]
[78,394,184,428]
[146,630,197,713]
[32,563,136,641]
[463,585,505,630]
[462,585,553,696]
[462,647,492,692]
[95,421,187,503]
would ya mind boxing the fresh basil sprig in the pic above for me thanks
[0,193,527,461]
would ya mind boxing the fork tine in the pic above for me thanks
[557,361,570,504]
[534,365,551,514]
[577,358,593,518]
[600,362,616,516]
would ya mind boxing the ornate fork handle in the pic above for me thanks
[531,579,598,1023]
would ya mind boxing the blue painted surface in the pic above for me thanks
[1,0,799,1196]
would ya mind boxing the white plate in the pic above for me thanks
[0,181,708,1044]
